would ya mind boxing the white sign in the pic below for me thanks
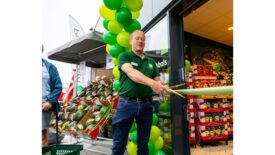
[106,55,114,69]
[79,61,86,76]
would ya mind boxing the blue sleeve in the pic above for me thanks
[47,64,62,105]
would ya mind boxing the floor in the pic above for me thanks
[59,134,233,155]
[190,140,233,155]
[78,139,233,155]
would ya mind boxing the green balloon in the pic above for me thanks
[127,141,137,155]
[99,4,116,20]
[159,102,170,113]
[113,78,120,91]
[154,150,165,155]
[152,114,158,125]
[150,126,160,142]
[148,140,155,155]
[123,19,141,33]
[125,46,132,52]
[116,7,132,24]
[108,19,123,34]
[109,44,124,58]
[154,136,164,150]
[113,66,120,78]
[103,0,122,10]
[117,31,130,47]
[103,32,117,45]
[103,20,109,30]
[112,58,118,65]
[130,130,137,144]
[130,123,137,132]
[124,0,143,12]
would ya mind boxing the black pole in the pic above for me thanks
[168,9,190,155]
[55,104,59,144]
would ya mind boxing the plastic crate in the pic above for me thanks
[42,145,83,155]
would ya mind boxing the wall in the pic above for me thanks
[139,0,172,28]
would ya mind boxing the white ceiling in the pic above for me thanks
[184,0,233,46]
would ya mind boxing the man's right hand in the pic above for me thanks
[150,81,167,95]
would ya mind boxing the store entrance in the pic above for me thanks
[182,0,233,154]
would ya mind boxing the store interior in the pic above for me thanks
[183,0,233,154]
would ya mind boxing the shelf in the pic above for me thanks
[198,108,225,113]
[228,119,233,123]
[226,107,233,111]
[200,135,228,141]
[199,121,228,126]
[195,95,233,99]
[189,137,196,142]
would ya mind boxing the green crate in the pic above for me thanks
[42,145,83,155]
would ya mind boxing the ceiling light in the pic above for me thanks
[228,26,233,31]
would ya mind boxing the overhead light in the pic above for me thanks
[228,26,233,31]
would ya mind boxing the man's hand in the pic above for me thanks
[150,81,168,95]
[42,102,52,111]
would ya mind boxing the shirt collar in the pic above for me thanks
[130,51,148,60]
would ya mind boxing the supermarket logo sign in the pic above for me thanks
[156,59,168,68]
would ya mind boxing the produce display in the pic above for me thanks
[49,76,118,139]
[191,50,233,85]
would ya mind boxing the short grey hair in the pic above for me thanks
[130,30,145,40]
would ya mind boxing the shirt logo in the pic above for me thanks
[148,63,153,69]
[131,62,138,66]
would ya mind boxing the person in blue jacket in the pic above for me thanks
[42,55,62,147]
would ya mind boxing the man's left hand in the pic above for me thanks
[42,102,52,111]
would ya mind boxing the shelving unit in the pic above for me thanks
[185,64,233,147]
[227,99,233,138]
[187,95,196,147]
[194,98,229,146]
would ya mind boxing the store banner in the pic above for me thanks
[69,14,85,40]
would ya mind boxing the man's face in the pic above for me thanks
[130,31,145,53]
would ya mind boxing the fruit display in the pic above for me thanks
[190,49,233,85]
[49,76,118,138]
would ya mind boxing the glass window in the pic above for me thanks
[144,16,169,83]
[144,15,173,155]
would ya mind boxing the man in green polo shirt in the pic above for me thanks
[112,30,167,155]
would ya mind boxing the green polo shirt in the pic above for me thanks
[118,51,160,98]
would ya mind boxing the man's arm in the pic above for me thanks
[154,76,160,81]
[121,63,165,94]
